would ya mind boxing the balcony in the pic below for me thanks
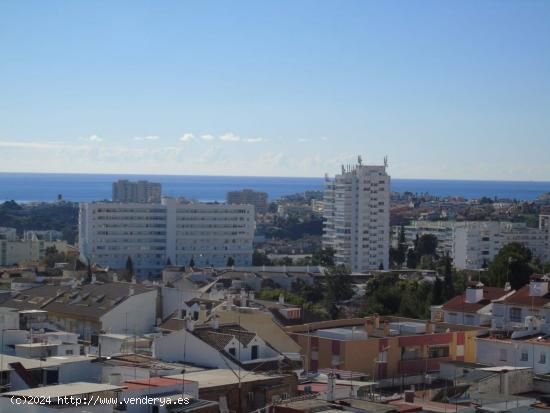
[398,357,452,375]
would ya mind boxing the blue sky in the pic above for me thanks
[0,0,549,179]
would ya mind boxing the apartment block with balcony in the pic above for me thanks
[285,315,481,380]
[323,158,390,272]
[79,198,255,277]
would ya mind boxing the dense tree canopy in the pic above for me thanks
[488,242,535,289]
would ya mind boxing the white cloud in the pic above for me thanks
[320,136,329,141]
[298,138,312,142]
[180,133,195,142]
[0,140,75,150]
[245,138,264,143]
[219,132,240,142]
[134,135,160,141]
[88,134,103,142]
[200,134,215,141]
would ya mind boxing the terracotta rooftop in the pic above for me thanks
[442,286,507,313]
[501,284,550,308]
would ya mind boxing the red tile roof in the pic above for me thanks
[502,284,550,308]
[442,287,506,313]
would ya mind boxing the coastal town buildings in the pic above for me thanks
[0,235,68,266]
[226,188,268,214]
[393,216,550,270]
[112,179,162,203]
[323,158,390,272]
[79,197,255,276]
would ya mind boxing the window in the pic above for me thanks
[428,346,450,358]
[228,347,236,356]
[251,345,259,360]
[521,351,528,361]
[509,308,522,323]
[499,349,507,361]
[65,349,73,355]
[540,352,546,364]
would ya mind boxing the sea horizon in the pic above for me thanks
[0,171,549,203]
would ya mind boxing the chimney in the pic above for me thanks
[128,286,135,296]
[185,316,195,332]
[249,291,255,301]
[198,304,208,323]
[373,314,380,329]
[278,294,285,305]
[465,282,484,304]
[210,314,220,330]
[530,275,549,297]
[383,320,389,337]
[426,320,434,334]
[112,274,118,282]
[504,282,512,292]
[131,276,137,284]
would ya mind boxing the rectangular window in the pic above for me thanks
[251,345,258,360]
[540,352,546,364]
[228,347,236,356]
[509,308,522,323]
[521,351,528,362]
[428,346,450,358]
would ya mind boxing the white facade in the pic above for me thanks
[392,221,455,257]
[79,198,255,277]
[112,179,162,203]
[0,238,69,266]
[323,159,390,272]
[453,221,501,270]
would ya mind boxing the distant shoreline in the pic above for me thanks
[0,172,549,203]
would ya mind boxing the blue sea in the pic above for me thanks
[0,172,548,203]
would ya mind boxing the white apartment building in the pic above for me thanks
[453,221,502,269]
[79,198,255,277]
[323,158,390,272]
[0,237,68,266]
[112,179,162,203]
[392,220,455,257]
[226,189,268,213]
[393,217,550,270]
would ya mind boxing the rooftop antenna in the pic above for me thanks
[358,155,362,166]
[384,156,388,168]
[324,173,329,182]
[341,164,345,174]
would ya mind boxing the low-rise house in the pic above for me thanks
[2,282,159,340]
[492,274,550,332]
[433,283,511,326]
[154,320,293,373]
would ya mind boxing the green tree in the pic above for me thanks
[312,247,335,266]
[416,234,438,257]
[432,277,445,305]
[122,256,134,281]
[406,249,418,269]
[439,254,455,299]
[324,265,354,318]
[41,246,67,269]
[488,242,534,289]
[252,250,272,266]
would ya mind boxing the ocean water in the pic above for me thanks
[0,172,548,203]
